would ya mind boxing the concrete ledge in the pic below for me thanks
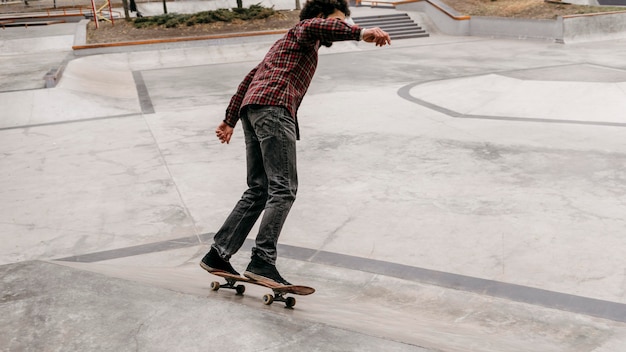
[43,65,64,88]
[73,19,89,48]
[72,18,287,55]
[72,29,288,51]
[422,0,470,20]
[398,0,470,36]
[563,11,626,43]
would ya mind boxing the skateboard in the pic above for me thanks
[208,271,315,308]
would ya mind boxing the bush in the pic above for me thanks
[212,8,237,22]
[133,16,153,28]
[165,18,182,28]
[155,14,177,26]
[235,4,275,20]
[132,5,277,29]
[189,11,215,25]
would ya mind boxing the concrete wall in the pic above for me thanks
[469,17,560,42]
[562,11,626,43]
[397,0,626,43]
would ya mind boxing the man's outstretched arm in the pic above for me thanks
[296,17,390,47]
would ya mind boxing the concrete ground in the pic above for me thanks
[1,6,626,352]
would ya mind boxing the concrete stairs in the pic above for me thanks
[597,0,626,4]
[352,13,429,40]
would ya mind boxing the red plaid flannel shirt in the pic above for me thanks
[223,17,362,136]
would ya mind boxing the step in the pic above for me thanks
[390,32,430,39]
[356,18,415,26]
[352,13,429,40]
[375,23,423,30]
[386,26,427,33]
[386,30,428,37]
[352,13,410,21]
[353,15,411,23]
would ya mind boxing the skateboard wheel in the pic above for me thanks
[210,281,220,291]
[285,297,296,308]
[235,284,246,295]
[262,294,274,305]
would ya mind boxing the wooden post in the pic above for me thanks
[91,0,99,29]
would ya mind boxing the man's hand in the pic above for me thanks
[216,121,234,144]
[362,27,391,47]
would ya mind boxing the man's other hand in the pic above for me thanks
[216,122,234,144]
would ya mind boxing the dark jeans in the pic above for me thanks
[213,105,298,265]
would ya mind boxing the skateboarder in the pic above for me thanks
[200,0,391,286]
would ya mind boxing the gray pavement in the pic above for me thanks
[2,5,626,352]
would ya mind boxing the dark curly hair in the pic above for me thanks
[299,0,351,21]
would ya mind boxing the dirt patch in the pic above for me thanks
[86,10,301,44]
[439,0,626,19]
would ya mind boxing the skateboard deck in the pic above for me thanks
[208,271,315,308]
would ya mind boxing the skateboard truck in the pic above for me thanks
[262,291,296,308]
[210,277,246,295]
[210,278,297,308]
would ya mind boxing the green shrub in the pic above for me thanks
[190,11,215,25]
[155,14,174,25]
[132,5,277,29]
[165,18,181,28]
[133,16,153,28]
[238,4,275,20]
[212,8,236,22]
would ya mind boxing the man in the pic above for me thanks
[200,0,391,285]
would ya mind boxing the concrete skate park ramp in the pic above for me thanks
[0,261,426,351]
[400,64,626,127]
[4,6,626,352]
[0,56,141,129]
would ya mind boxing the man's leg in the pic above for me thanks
[201,112,268,275]
[244,106,298,285]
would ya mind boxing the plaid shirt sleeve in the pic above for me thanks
[223,64,259,127]
[296,18,362,47]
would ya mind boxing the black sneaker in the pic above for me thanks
[244,255,291,286]
[199,247,240,276]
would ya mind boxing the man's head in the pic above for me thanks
[299,0,351,21]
